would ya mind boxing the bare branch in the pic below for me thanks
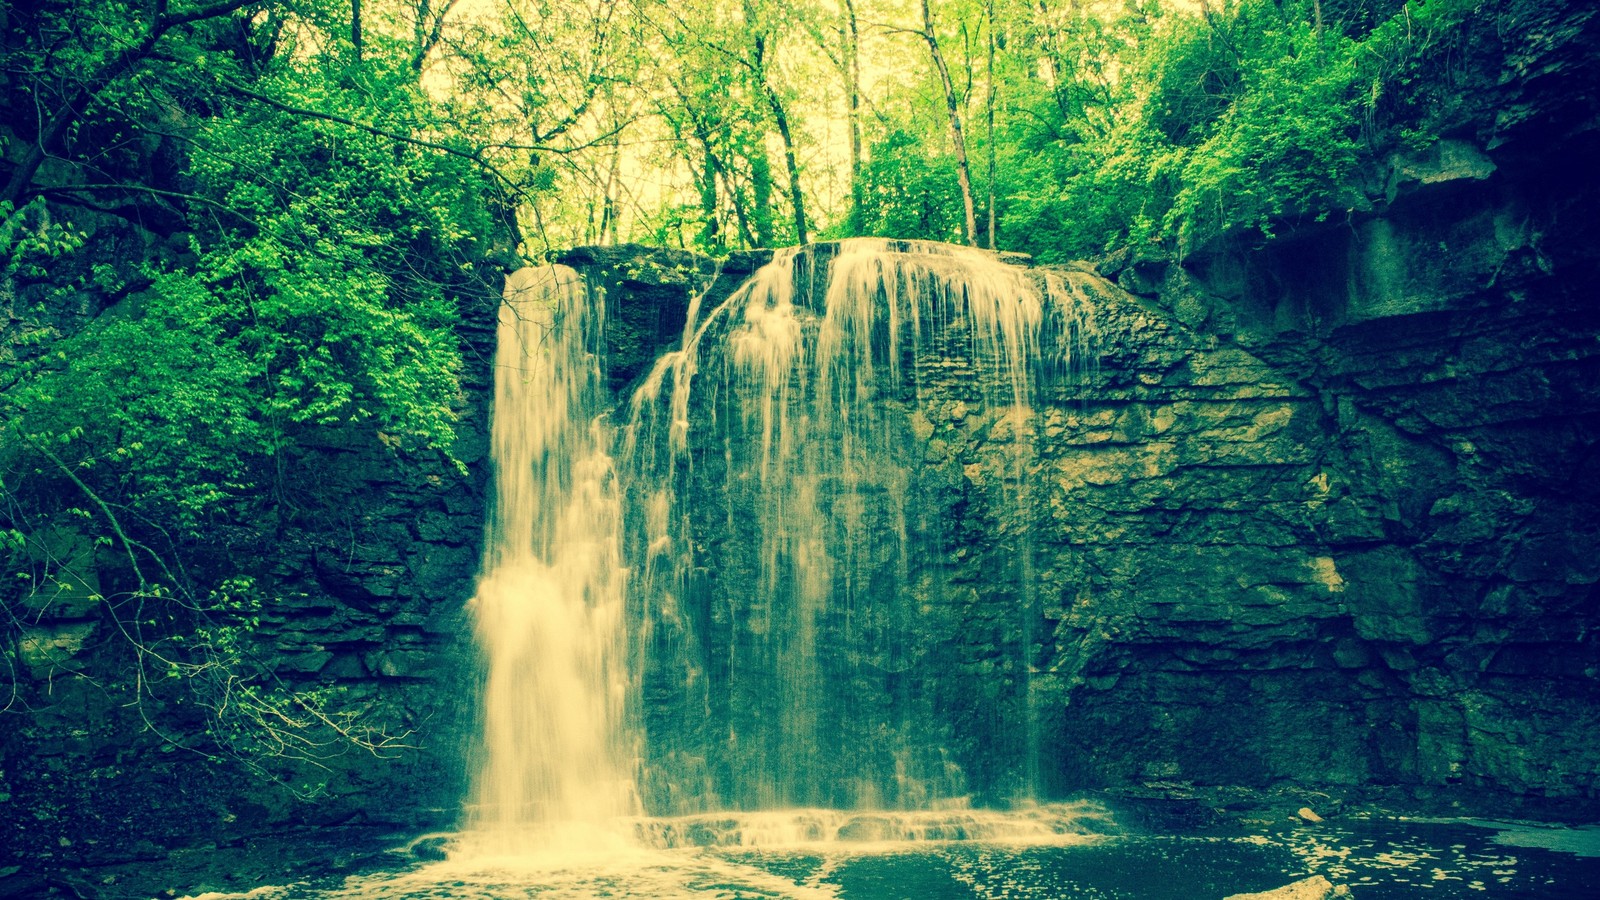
[161,0,259,30]
[412,0,463,72]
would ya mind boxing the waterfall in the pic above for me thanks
[625,238,1097,814]
[460,242,1097,850]
[463,264,639,853]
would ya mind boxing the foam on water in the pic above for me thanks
[180,812,1600,899]
[630,799,1120,849]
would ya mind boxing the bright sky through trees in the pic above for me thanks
[409,0,1165,253]
[402,0,1395,261]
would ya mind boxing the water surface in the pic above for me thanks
[186,812,1600,899]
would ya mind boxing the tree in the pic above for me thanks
[984,0,998,248]
[0,0,261,219]
[636,0,818,250]
[918,0,978,246]
[422,0,641,251]
[842,0,867,235]
[746,17,810,246]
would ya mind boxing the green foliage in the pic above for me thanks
[4,29,486,534]
[531,0,1491,258]
[1357,0,1482,145]
[0,0,493,777]
[6,273,263,527]
[2,200,89,279]
[853,129,967,243]
[1161,9,1367,250]
[902,0,1487,261]
[183,66,480,450]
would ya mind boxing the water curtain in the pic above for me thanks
[466,264,639,852]
[624,239,1097,814]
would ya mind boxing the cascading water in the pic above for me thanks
[459,241,1098,861]
[462,265,639,854]
[625,238,1097,816]
[199,246,1600,900]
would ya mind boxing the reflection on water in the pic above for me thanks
[181,810,1600,900]
[1264,818,1600,897]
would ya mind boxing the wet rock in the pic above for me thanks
[1035,43,1600,815]
[1386,140,1497,200]
[1224,875,1352,900]
[409,835,452,861]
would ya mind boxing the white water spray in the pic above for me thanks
[462,242,1098,847]
[463,265,639,854]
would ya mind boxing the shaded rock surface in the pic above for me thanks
[1050,49,1600,816]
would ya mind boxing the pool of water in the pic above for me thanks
[184,811,1600,900]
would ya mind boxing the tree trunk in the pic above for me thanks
[764,85,809,246]
[747,25,808,246]
[751,149,775,247]
[598,140,622,244]
[920,0,977,246]
[411,0,460,72]
[843,0,865,235]
[696,153,721,250]
[691,122,723,251]
[351,0,363,61]
[720,150,757,248]
[984,0,997,249]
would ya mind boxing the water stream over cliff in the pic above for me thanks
[622,239,1096,814]
[464,240,1098,852]
[461,264,639,855]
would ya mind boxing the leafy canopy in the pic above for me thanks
[0,0,502,770]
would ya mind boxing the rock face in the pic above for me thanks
[1039,197,1600,815]
[1047,13,1600,812]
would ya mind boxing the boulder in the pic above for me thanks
[1224,875,1352,900]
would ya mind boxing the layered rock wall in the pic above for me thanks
[2,4,1595,891]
